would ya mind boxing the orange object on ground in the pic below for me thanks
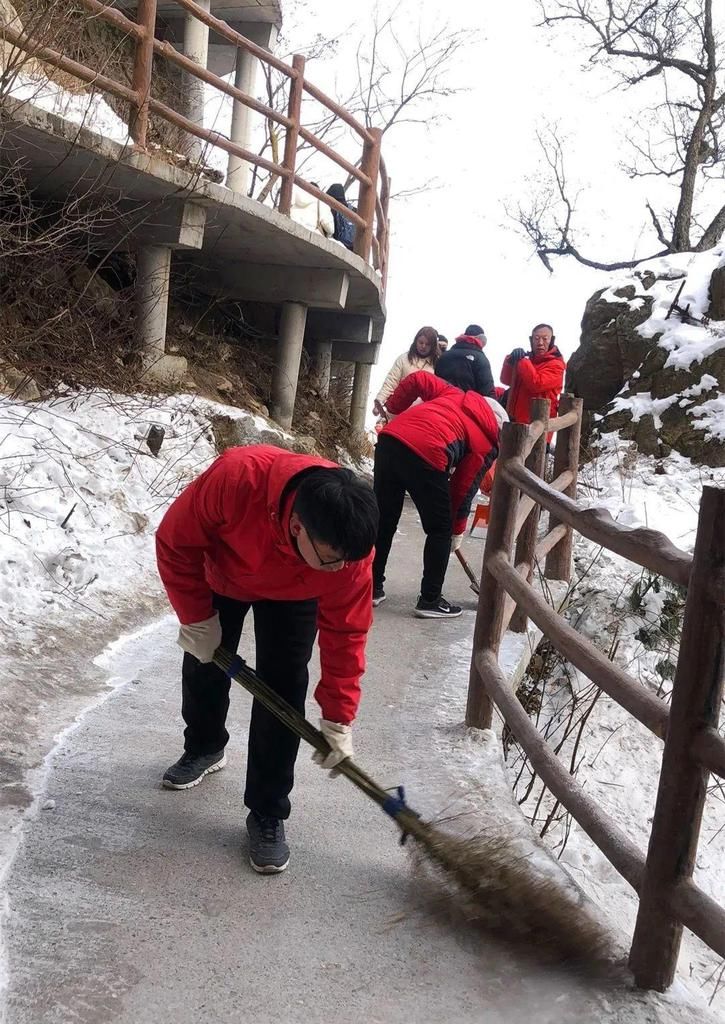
[470,503,490,532]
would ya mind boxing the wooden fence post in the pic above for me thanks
[629,485,725,991]
[510,398,549,633]
[466,423,529,728]
[130,0,158,147]
[544,395,582,582]
[278,54,305,216]
[353,127,382,262]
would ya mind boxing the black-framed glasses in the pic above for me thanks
[307,531,345,567]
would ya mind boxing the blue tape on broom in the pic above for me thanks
[223,654,246,678]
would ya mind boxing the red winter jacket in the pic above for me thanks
[156,445,373,724]
[501,347,566,425]
[383,372,500,534]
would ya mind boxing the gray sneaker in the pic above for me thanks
[246,811,290,874]
[162,749,226,789]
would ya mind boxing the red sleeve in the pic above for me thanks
[315,555,373,724]
[449,452,487,535]
[514,357,565,395]
[155,457,239,624]
[385,370,451,415]
[500,356,514,386]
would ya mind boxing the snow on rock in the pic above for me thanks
[572,244,725,466]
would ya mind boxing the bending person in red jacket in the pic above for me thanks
[373,372,501,618]
[156,446,378,875]
[501,323,566,424]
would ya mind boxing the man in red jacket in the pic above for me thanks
[373,372,501,618]
[155,446,378,875]
[501,323,566,424]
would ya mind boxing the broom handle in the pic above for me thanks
[455,549,479,588]
[212,648,411,820]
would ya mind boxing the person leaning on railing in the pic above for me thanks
[326,183,356,250]
[371,325,439,419]
[290,182,334,238]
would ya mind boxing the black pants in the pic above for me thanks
[372,434,452,602]
[181,592,318,819]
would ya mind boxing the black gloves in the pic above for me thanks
[509,348,527,364]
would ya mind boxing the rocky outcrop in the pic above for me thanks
[568,252,725,467]
[210,413,321,457]
[566,281,655,411]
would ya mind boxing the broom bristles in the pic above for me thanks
[410,820,613,965]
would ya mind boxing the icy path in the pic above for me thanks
[0,511,710,1024]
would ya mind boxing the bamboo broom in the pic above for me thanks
[214,648,613,966]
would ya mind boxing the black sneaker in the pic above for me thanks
[246,811,290,874]
[162,750,226,790]
[414,595,462,619]
[372,587,386,607]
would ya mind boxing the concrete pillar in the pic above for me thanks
[183,0,210,161]
[270,301,308,430]
[311,340,333,398]
[137,246,187,385]
[227,46,258,194]
[350,361,372,435]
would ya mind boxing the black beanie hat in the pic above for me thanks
[464,323,485,336]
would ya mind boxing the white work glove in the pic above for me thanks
[177,613,222,664]
[312,719,354,776]
[450,534,464,552]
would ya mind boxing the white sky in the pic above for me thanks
[235,1,715,392]
[281,0,649,390]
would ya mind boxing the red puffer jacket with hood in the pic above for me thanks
[501,346,566,424]
[156,445,373,724]
[383,371,501,534]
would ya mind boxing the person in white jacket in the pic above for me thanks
[372,326,439,418]
[289,184,334,238]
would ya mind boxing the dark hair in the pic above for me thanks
[530,323,554,335]
[464,323,485,336]
[408,325,439,366]
[327,183,347,203]
[293,468,379,561]
[437,334,448,344]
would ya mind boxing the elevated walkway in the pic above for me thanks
[1,0,388,429]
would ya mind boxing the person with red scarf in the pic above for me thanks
[501,323,565,424]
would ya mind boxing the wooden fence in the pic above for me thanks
[3,0,391,284]
[467,394,725,991]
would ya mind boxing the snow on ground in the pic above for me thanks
[503,436,725,1011]
[5,73,130,145]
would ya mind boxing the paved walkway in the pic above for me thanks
[1,508,707,1024]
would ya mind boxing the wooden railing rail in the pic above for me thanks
[466,393,725,993]
[477,648,646,891]
[489,551,670,739]
[503,461,693,589]
[9,0,390,276]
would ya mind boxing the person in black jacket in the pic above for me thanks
[435,324,495,397]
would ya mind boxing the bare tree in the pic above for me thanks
[248,1,469,206]
[517,0,724,271]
